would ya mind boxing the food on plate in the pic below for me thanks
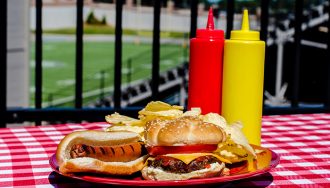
[202,113,256,166]
[105,112,142,126]
[103,101,259,180]
[105,124,145,137]
[56,130,147,175]
[105,112,145,136]
[105,101,183,136]
[138,101,184,121]
[105,115,144,138]
[141,116,230,180]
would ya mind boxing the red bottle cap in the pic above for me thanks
[196,7,224,39]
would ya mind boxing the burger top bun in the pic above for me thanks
[145,116,226,146]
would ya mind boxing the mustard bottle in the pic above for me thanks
[221,10,265,146]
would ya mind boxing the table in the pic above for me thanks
[1,114,330,187]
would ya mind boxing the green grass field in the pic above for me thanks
[30,40,188,107]
[43,25,187,38]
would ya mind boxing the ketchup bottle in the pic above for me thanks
[188,8,225,114]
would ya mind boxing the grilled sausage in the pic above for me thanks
[70,142,144,162]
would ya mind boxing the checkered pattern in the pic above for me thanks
[1,114,330,187]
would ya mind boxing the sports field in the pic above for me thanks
[30,40,188,107]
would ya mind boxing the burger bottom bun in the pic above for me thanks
[59,155,147,175]
[141,162,225,180]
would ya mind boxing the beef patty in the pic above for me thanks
[147,155,222,173]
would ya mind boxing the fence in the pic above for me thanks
[1,0,330,127]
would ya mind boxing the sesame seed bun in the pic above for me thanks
[145,116,226,146]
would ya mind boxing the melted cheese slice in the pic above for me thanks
[164,153,232,164]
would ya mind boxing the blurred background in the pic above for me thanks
[2,0,329,126]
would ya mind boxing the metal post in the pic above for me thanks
[276,41,284,96]
[292,0,303,107]
[183,33,188,62]
[260,0,269,42]
[226,0,235,39]
[75,0,83,109]
[326,0,330,110]
[260,0,269,108]
[35,0,43,125]
[151,0,161,100]
[0,0,7,127]
[114,0,123,108]
[190,0,198,39]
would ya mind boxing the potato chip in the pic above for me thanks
[202,113,227,131]
[139,114,172,122]
[183,108,201,117]
[202,113,256,158]
[139,109,183,117]
[106,125,144,134]
[143,101,183,112]
[226,122,256,157]
[105,102,184,141]
[105,112,142,126]
[138,101,183,123]
[105,125,145,141]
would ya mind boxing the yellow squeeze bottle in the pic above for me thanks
[221,10,265,146]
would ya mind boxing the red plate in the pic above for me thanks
[49,145,279,186]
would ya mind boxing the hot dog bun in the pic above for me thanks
[59,155,147,175]
[56,130,147,175]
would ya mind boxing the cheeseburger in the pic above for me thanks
[141,116,229,180]
[56,130,147,175]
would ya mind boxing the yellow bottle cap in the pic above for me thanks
[230,10,260,41]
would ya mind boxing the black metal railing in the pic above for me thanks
[292,0,303,108]
[35,0,43,125]
[0,0,7,126]
[75,0,84,110]
[226,0,235,39]
[327,1,330,108]
[1,0,330,127]
[114,0,123,108]
[151,0,161,101]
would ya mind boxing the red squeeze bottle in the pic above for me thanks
[188,8,225,114]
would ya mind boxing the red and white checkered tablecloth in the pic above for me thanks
[1,114,330,187]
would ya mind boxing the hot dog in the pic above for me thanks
[56,130,147,175]
[70,142,144,162]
